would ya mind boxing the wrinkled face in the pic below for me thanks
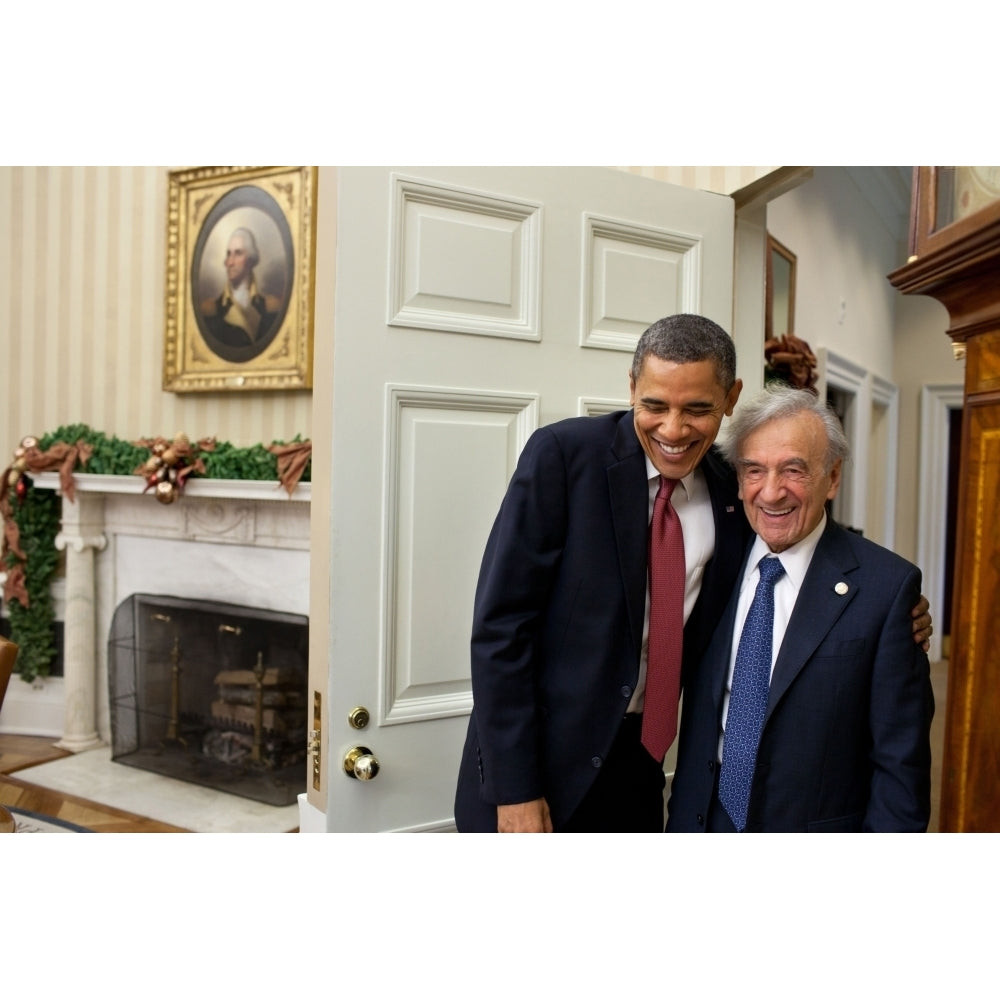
[225,234,252,286]
[629,357,742,482]
[737,412,842,553]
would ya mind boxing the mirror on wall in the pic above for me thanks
[766,234,796,340]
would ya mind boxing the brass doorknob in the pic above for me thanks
[343,745,380,780]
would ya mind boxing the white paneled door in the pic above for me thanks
[319,166,733,831]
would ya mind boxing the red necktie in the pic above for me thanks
[641,476,685,762]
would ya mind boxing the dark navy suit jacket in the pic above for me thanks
[454,409,750,831]
[666,517,934,832]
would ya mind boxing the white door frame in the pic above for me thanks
[917,384,964,663]
[815,347,900,549]
[817,348,867,533]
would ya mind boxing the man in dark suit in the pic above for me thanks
[666,385,934,833]
[455,314,750,832]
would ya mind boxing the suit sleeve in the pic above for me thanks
[864,565,935,831]
[470,426,568,806]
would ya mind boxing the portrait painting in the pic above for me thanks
[164,166,317,392]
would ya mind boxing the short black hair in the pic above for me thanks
[630,314,736,390]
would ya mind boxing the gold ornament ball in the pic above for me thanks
[155,481,177,504]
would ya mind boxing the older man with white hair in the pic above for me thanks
[666,384,934,833]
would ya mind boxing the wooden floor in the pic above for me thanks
[0,734,189,833]
[0,733,74,774]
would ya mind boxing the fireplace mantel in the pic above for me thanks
[10,473,310,750]
[33,472,312,503]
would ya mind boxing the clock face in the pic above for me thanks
[956,166,1000,219]
[971,166,1000,195]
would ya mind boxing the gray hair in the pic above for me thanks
[720,383,849,473]
[229,227,260,269]
[630,314,737,391]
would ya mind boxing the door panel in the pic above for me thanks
[318,166,733,831]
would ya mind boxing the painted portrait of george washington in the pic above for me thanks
[192,184,294,364]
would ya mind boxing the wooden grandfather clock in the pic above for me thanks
[889,166,1000,832]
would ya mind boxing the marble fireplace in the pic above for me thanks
[24,472,311,779]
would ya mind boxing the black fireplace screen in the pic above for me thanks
[109,593,308,807]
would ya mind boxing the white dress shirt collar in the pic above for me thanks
[644,456,695,502]
[742,512,828,591]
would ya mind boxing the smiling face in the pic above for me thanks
[629,357,742,482]
[736,411,842,553]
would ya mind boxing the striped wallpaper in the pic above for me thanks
[0,165,314,456]
[0,165,775,459]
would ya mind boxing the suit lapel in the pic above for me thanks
[766,521,859,718]
[607,413,650,656]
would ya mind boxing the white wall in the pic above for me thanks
[764,166,957,570]
[766,166,901,381]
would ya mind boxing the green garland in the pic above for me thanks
[4,482,60,684]
[4,424,310,684]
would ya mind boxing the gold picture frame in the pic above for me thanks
[164,165,317,392]
[765,233,796,341]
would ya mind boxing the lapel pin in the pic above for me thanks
[835,582,849,595]
[726,506,735,512]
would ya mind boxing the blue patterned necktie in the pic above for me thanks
[718,555,786,831]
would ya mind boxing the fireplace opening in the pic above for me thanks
[109,593,308,807]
